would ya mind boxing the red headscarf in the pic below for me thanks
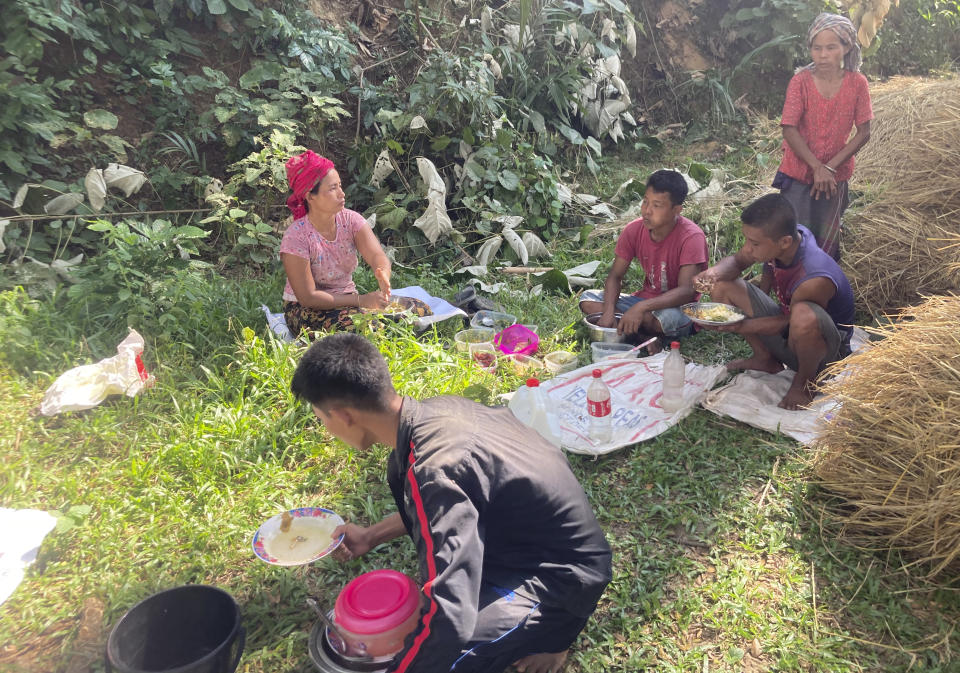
[285,151,335,219]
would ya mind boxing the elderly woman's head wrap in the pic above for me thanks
[802,12,862,73]
[285,151,335,219]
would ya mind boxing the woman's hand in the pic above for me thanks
[811,164,837,200]
[358,292,389,310]
[374,266,391,299]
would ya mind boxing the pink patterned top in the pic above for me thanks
[779,69,873,184]
[279,209,368,303]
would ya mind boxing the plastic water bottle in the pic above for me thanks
[661,341,685,413]
[527,378,560,446]
[509,379,561,446]
[587,369,612,443]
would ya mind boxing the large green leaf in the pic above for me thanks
[498,170,520,191]
[206,0,227,14]
[83,109,118,130]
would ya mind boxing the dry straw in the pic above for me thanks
[843,76,960,313]
[812,294,960,579]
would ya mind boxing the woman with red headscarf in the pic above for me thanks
[279,151,426,335]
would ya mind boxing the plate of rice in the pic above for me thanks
[681,302,745,326]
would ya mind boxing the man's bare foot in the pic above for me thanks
[779,384,816,410]
[513,650,568,673]
[726,356,783,374]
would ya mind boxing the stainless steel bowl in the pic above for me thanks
[583,312,626,343]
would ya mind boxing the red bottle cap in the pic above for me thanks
[670,341,680,349]
[334,570,419,634]
[526,378,540,387]
[592,369,602,377]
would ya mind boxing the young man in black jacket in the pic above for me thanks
[291,333,612,673]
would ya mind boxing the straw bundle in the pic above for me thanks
[842,205,960,314]
[842,76,960,312]
[812,294,960,579]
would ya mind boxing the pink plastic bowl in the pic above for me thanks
[494,324,539,356]
[333,570,421,658]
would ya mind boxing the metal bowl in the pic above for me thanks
[583,312,626,343]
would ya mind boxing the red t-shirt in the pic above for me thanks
[614,215,708,299]
[779,69,873,184]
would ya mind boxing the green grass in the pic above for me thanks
[1,269,958,673]
[1,222,958,672]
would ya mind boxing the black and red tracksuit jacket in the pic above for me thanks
[385,396,612,673]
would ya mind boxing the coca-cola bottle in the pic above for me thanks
[587,369,612,443]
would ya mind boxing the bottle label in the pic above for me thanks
[587,398,611,418]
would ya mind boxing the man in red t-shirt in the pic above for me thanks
[579,169,709,351]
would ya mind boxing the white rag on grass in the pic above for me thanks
[0,508,57,606]
[701,327,871,446]
[513,353,728,456]
[261,286,467,342]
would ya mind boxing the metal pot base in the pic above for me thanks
[308,619,392,673]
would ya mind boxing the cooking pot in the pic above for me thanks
[332,570,421,658]
[583,312,626,343]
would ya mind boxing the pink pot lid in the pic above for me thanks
[334,570,419,634]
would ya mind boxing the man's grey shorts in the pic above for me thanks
[744,282,847,372]
[579,290,694,337]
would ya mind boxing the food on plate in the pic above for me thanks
[684,303,744,323]
[280,510,293,533]
[264,515,337,565]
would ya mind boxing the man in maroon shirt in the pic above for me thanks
[579,169,709,351]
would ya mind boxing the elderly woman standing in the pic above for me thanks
[280,151,396,335]
[774,12,873,260]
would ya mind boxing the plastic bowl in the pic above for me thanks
[544,351,578,374]
[454,328,496,353]
[468,342,498,372]
[470,310,517,331]
[583,312,626,343]
[591,342,639,363]
[506,353,543,375]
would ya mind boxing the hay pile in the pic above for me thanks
[843,76,960,313]
[812,294,960,578]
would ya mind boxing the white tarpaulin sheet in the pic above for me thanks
[532,353,727,456]
[701,327,871,446]
[0,508,57,606]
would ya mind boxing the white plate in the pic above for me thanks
[252,507,345,566]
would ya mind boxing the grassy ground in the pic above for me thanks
[1,140,958,671]
[1,264,957,673]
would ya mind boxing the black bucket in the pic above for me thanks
[106,585,245,673]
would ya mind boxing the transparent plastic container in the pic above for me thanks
[454,328,495,353]
[470,310,517,331]
[544,351,578,374]
[468,342,498,372]
[506,353,543,375]
[591,342,639,363]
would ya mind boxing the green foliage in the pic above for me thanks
[64,218,212,338]
[870,0,960,75]
[0,0,354,203]
[345,0,639,265]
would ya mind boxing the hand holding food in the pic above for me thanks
[693,272,717,294]
[358,292,389,310]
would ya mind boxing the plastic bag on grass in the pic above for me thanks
[40,329,155,416]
